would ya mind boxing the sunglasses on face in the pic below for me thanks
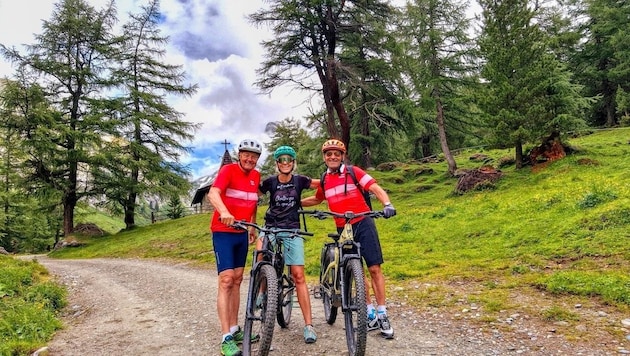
[276,156,294,164]
[325,151,342,157]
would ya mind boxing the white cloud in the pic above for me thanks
[0,0,313,180]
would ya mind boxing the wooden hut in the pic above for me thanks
[190,148,233,212]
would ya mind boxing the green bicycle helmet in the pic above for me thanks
[274,145,297,160]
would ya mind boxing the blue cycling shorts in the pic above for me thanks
[212,231,249,274]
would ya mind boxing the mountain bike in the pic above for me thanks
[300,210,384,356]
[231,221,313,356]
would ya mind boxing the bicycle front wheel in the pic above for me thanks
[276,268,294,328]
[343,259,367,356]
[244,264,278,356]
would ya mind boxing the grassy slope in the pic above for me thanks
[0,256,66,355]
[50,127,630,324]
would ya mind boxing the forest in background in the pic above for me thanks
[1,0,629,253]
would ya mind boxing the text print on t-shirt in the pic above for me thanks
[274,182,297,209]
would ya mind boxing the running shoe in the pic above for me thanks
[367,311,379,331]
[378,314,394,339]
[221,335,242,356]
[303,325,317,344]
[232,326,260,344]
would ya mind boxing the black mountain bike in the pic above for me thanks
[300,210,384,356]
[231,221,313,356]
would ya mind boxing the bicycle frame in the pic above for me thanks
[302,209,384,356]
[231,221,312,356]
[320,220,363,310]
[264,231,298,328]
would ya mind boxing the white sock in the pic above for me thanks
[229,325,239,334]
[222,333,232,342]
[377,305,387,317]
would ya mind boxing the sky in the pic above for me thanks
[0,0,315,181]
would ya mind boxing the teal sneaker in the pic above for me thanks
[232,326,260,344]
[303,325,317,344]
[220,335,242,356]
[367,310,379,331]
[255,292,266,309]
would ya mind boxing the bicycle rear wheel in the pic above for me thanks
[276,269,294,328]
[244,264,278,356]
[320,245,337,325]
[343,259,367,356]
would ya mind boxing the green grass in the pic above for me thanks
[51,127,630,301]
[74,203,127,234]
[0,255,66,356]
[4,127,630,354]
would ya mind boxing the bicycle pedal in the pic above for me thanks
[312,288,322,299]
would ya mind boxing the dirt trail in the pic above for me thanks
[24,255,619,355]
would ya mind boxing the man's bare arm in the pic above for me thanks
[208,186,234,226]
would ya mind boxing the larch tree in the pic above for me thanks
[573,0,630,127]
[261,118,318,177]
[95,0,198,229]
[249,0,392,154]
[395,0,478,175]
[477,0,587,168]
[0,0,118,236]
[336,3,406,168]
[0,72,64,251]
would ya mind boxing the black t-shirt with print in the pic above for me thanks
[260,174,311,229]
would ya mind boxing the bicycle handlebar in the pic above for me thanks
[298,210,385,221]
[230,220,314,237]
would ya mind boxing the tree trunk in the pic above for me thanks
[515,140,524,169]
[326,57,351,149]
[360,116,372,168]
[124,195,136,230]
[605,96,616,127]
[435,97,457,175]
[63,198,75,236]
[317,59,339,140]
[63,160,79,236]
[418,135,432,158]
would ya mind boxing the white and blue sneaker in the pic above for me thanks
[378,313,394,339]
[367,310,379,331]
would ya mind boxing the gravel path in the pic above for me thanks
[23,255,625,355]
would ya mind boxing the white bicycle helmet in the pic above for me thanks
[238,139,262,154]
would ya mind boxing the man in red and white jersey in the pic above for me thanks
[208,138,262,356]
[302,139,397,340]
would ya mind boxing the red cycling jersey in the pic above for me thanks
[315,164,375,227]
[210,163,260,233]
